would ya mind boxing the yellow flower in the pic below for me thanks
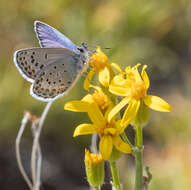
[65,86,111,111]
[64,87,131,160]
[69,103,131,160]
[84,46,112,90]
[108,63,172,128]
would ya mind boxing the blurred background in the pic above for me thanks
[0,0,191,189]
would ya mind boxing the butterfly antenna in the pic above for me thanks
[88,46,111,54]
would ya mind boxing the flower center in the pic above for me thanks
[131,81,146,100]
[90,50,109,72]
[92,91,109,109]
[98,122,117,137]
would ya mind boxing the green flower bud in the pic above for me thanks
[132,101,149,127]
[84,149,105,187]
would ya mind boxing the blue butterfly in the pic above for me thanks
[13,21,89,102]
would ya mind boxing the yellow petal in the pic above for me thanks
[113,136,132,154]
[143,95,172,112]
[104,103,114,121]
[111,74,127,86]
[73,124,97,137]
[82,94,94,104]
[141,65,150,89]
[114,120,123,134]
[84,69,95,91]
[132,63,142,83]
[104,128,117,135]
[108,97,130,122]
[121,99,140,130]
[98,67,110,87]
[99,135,113,160]
[88,104,105,126]
[64,101,90,112]
[109,85,130,96]
[111,63,122,73]
[89,85,102,92]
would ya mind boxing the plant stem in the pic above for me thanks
[31,101,53,190]
[121,132,133,148]
[15,112,33,190]
[94,185,101,190]
[110,161,122,190]
[134,125,143,190]
[90,134,98,154]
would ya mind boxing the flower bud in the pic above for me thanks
[84,149,105,187]
[132,101,149,127]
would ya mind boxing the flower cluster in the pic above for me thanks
[64,46,172,189]
[65,47,171,161]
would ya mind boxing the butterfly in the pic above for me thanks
[13,21,89,102]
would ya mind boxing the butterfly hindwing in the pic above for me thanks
[30,53,84,101]
[34,21,77,51]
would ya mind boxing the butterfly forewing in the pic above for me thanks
[14,48,76,82]
[30,53,84,101]
[34,21,77,51]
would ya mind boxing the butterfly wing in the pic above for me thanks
[13,48,76,82]
[34,21,77,51]
[30,54,84,102]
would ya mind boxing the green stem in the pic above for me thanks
[134,125,143,190]
[94,185,101,190]
[110,161,122,190]
[121,132,133,148]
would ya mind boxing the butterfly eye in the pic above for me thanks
[77,48,84,53]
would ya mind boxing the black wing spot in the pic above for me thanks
[54,66,57,69]
[67,81,71,84]
[45,53,47,59]
[31,55,34,59]
[53,82,56,84]
[40,65,44,69]
[49,72,52,75]
[35,62,39,67]
[59,80,61,83]
[31,59,35,63]
[64,70,67,72]
[32,52,35,55]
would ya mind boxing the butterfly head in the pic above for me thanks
[77,43,89,61]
